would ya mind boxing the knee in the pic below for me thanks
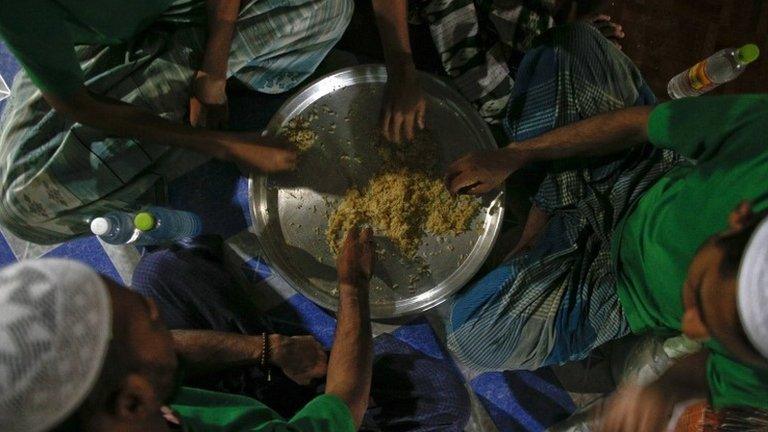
[447,325,506,372]
[447,303,551,372]
[448,330,549,372]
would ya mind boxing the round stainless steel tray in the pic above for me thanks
[249,64,504,319]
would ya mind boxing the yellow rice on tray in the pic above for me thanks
[280,117,317,152]
[327,131,481,257]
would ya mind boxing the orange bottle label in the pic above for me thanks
[688,60,714,91]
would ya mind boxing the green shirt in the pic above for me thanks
[0,0,198,96]
[612,94,768,409]
[172,388,356,432]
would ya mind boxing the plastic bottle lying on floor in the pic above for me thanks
[91,211,146,245]
[134,206,203,244]
[667,44,760,99]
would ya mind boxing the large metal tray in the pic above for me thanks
[249,65,504,319]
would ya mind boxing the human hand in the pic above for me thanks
[190,70,229,129]
[444,147,527,195]
[337,227,375,287]
[595,383,675,432]
[584,14,626,50]
[270,335,328,386]
[381,72,426,143]
[223,132,298,173]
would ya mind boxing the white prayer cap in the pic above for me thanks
[0,259,112,432]
[738,217,768,360]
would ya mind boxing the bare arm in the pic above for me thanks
[44,88,297,173]
[326,227,374,428]
[172,330,328,385]
[172,330,265,375]
[372,0,426,142]
[510,105,652,162]
[200,0,240,80]
[446,105,654,194]
[372,0,413,76]
[189,0,241,128]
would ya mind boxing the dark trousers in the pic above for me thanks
[131,238,471,431]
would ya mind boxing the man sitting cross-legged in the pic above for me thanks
[443,22,768,431]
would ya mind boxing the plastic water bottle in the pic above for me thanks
[90,211,143,245]
[134,206,202,243]
[667,44,760,99]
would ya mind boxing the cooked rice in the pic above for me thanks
[280,117,317,152]
[327,131,481,257]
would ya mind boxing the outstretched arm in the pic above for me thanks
[44,87,297,173]
[445,105,653,194]
[372,0,426,143]
[325,227,375,428]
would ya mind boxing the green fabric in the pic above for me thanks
[707,350,768,409]
[172,388,356,432]
[0,0,197,96]
[612,94,768,409]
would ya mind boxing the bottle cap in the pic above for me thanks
[90,217,111,236]
[134,212,157,232]
[738,44,760,64]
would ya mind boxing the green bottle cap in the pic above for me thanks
[738,44,760,64]
[134,212,157,231]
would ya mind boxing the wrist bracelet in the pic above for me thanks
[261,332,272,382]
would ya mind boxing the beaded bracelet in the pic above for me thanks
[261,332,272,382]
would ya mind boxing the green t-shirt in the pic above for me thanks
[0,0,199,96]
[171,388,356,432]
[612,94,768,409]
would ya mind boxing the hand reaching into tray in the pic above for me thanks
[222,131,298,173]
[381,73,427,144]
[444,147,527,195]
[338,227,375,288]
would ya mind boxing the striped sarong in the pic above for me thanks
[446,23,682,372]
[411,0,556,125]
[0,0,352,244]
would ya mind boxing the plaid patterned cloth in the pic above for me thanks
[446,23,682,372]
[0,0,352,244]
[411,0,556,124]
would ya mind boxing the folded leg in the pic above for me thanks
[447,23,679,372]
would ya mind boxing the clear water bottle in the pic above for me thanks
[90,211,143,245]
[134,206,203,243]
[667,44,760,99]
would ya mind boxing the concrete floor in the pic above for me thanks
[603,0,768,98]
